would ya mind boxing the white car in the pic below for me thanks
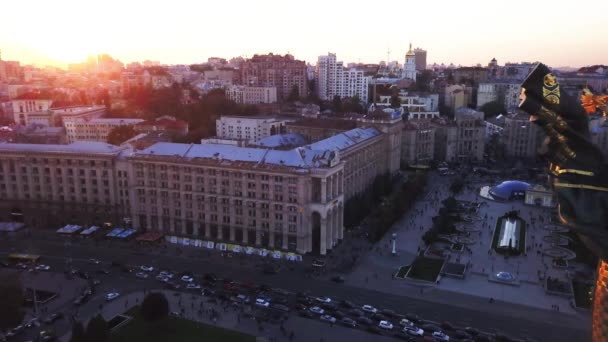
[89,258,101,264]
[255,298,270,308]
[159,271,173,278]
[361,304,378,314]
[135,272,148,279]
[432,331,450,341]
[404,326,424,336]
[309,306,324,315]
[399,318,414,327]
[315,296,331,303]
[140,265,154,272]
[378,320,393,330]
[319,314,336,323]
[35,265,50,271]
[186,283,201,290]
[105,292,120,301]
[156,275,168,281]
[180,275,194,283]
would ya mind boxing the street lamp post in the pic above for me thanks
[391,233,397,255]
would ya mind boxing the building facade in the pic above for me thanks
[64,118,144,143]
[402,120,435,166]
[216,116,290,143]
[501,113,542,159]
[240,54,307,101]
[225,85,277,104]
[414,48,427,72]
[0,126,389,256]
[477,81,521,110]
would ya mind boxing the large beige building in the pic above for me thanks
[402,120,435,166]
[501,113,542,159]
[226,85,277,104]
[0,125,392,255]
[64,118,144,143]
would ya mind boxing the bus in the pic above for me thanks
[7,253,41,264]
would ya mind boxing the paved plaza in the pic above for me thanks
[345,171,593,316]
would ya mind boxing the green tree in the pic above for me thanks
[479,100,506,119]
[332,95,343,112]
[449,177,465,194]
[141,292,169,323]
[107,125,138,145]
[287,85,300,102]
[343,95,364,113]
[0,275,24,331]
[390,95,401,108]
[69,321,86,342]
[85,315,108,342]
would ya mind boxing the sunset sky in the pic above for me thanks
[2,0,607,68]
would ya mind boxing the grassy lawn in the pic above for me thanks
[491,214,526,256]
[406,256,444,282]
[109,306,255,342]
[572,280,593,309]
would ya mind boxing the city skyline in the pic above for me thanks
[1,0,607,68]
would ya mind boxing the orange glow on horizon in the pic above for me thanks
[1,0,607,68]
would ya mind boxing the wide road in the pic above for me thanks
[1,235,590,342]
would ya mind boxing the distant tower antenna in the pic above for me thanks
[387,48,390,64]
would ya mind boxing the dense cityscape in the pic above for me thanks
[0,30,607,342]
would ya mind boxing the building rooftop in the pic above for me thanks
[0,141,124,155]
[64,118,144,125]
[287,118,357,130]
[133,127,381,169]
[253,133,306,148]
[51,105,106,115]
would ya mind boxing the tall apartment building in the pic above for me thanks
[240,54,307,101]
[64,118,144,143]
[225,85,277,104]
[316,53,370,103]
[477,81,521,110]
[414,48,427,72]
[216,116,290,143]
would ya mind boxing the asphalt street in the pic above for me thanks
[0,234,591,342]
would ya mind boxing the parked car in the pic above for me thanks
[105,292,120,301]
[272,296,289,306]
[320,314,336,323]
[361,305,378,314]
[201,288,216,297]
[452,330,472,339]
[309,306,324,315]
[140,265,154,272]
[43,313,63,324]
[25,317,40,328]
[181,275,194,283]
[298,310,314,318]
[332,310,346,319]
[186,283,201,290]
[381,309,397,318]
[340,317,357,328]
[441,321,455,331]
[89,258,101,264]
[348,309,364,317]
[96,269,110,275]
[422,324,442,333]
[404,326,424,336]
[35,264,51,271]
[270,303,290,313]
[315,296,331,304]
[236,294,250,304]
[432,331,450,341]
[400,318,414,327]
[255,298,270,308]
[5,325,24,338]
[405,313,420,323]
[135,272,148,279]
[394,331,415,341]
[203,273,217,283]
[464,327,480,336]
[39,329,56,341]
[379,320,394,330]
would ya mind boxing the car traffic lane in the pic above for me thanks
[0,239,590,342]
